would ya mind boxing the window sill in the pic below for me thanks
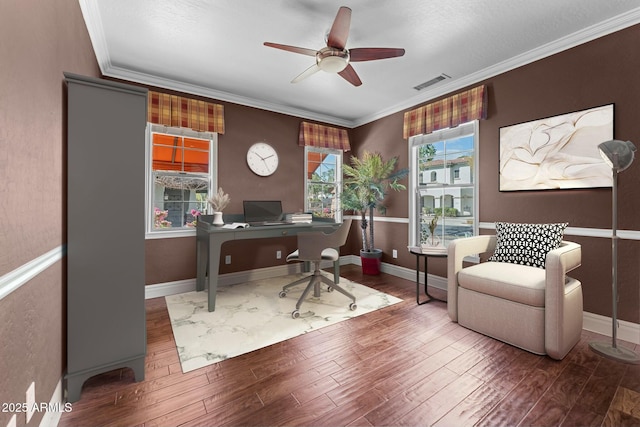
[146,228,197,239]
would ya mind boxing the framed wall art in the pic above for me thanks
[499,104,614,191]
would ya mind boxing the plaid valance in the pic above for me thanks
[403,85,487,139]
[148,91,225,134]
[298,122,350,151]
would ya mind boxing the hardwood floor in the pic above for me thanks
[59,265,640,427]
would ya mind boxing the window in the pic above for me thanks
[146,125,217,236]
[409,121,478,247]
[305,146,342,221]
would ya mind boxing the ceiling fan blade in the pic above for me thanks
[291,64,321,83]
[327,6,351,49]
[263,42,317,57]
[349,48,406,62]
[338,64,362,87]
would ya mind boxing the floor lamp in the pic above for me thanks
[589,139,640,364]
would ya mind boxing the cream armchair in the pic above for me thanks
[448,235,583,360]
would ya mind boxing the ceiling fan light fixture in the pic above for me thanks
[316,47,349,73]
[263,6,403,86]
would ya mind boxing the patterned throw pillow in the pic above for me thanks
[488,222,568,268]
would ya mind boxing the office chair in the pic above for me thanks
[279,219,356,318]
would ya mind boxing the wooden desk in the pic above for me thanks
[196,217,340,311]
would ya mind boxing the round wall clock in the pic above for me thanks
[246,142,279,176]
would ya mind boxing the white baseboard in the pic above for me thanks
[41,379,65,427]
[146,258,639,345]
[345,254,448,291]
[145,262,322,298]
[583,311,640,345]
[145,279,197,299]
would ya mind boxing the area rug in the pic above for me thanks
[165,272,402,372]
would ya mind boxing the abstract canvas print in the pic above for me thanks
[499,104,614,191]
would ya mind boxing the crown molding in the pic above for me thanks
[80,2,640,128]
[352,7,640,127]
[79,0,112,73]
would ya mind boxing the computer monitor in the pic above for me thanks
[242,200,284,223]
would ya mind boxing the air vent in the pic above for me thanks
[413,74,450,91]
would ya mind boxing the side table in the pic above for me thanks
[409,247,447,305]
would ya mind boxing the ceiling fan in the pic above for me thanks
[263,6,405,87]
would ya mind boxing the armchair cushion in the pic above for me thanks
[458,262,546,307]
[488,222,567,268]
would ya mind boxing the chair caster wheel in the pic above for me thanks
[279,291,287,298]
[349,303,357,311]
[292,310,300,319]
[327,286,334,292]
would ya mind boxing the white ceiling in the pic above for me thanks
[80,0,640,128]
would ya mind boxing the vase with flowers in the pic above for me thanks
[420,213,444,252]
[427,215,440,246]
[207,187,230,226]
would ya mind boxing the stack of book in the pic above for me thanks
[407,245,447,254]
[286,213,313,223]
[420,244,447,254]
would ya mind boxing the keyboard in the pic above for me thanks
[249,221,294,226]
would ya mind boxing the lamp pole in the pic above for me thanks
[610,156,619,348]
[589,141,640,364]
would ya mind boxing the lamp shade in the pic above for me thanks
[598,140,637,172]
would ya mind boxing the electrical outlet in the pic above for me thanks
[392,249,398,258]
[276,250,282,259]
[26,382,35,423]
[225,255,231,265]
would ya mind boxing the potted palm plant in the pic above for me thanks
[342,151,408,274]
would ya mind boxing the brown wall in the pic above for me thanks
[351,24,640,324]
[145,25,640,324]
[2,6,639,423]
[476,26,640,323]
[144,102,333,282]
[0,1,100,425]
